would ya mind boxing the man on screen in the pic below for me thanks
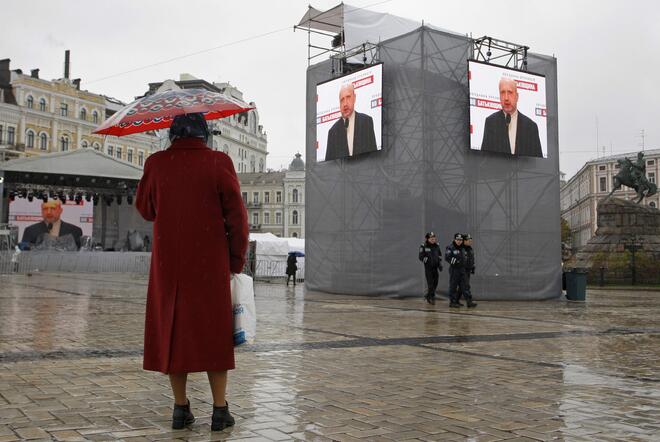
[480,77,543,158]
[21,199,83,249]
[325,83,378,161]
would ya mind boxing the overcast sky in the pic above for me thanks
[3,0,659,177]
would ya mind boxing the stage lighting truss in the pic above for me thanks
[2,182,138,207]
[472,36,529,71]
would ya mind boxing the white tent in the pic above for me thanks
[249,233,288,278]
[248,233,305,279]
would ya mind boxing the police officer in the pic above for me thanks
[418,232,442,305]
[445,233,466,308]
[461,233,477,308]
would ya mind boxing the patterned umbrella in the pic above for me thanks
[94,88,253,136]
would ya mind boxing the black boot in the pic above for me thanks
[172,400,195,429]
[211,402,235,431]
[449,299,461,308]
[466,298,477,308]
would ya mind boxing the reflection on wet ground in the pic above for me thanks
[0,273,659,441]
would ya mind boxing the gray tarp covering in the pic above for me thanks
[305,27,561,300]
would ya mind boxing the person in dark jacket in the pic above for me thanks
[445,233,466,308]
[460,233,477,308]
[286,252,298,286]
[21,199,83,249]
[418,232,442,305]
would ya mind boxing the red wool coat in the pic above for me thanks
[136,138,248,374]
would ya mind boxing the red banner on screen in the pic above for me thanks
[515,80,538,92]
[472,98,502,111]
[353,75,374,89]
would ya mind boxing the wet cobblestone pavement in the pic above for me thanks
[1,273,659,441]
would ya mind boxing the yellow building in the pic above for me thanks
[0,53,157,164]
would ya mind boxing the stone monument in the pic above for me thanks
[572,198,660,284]
[570,152,660,284]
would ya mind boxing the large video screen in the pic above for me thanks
[469,60,547,158]
[316,63,383,162]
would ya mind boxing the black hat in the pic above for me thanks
[169,112,209,143]
[425,231,436,239]
[462,233,472,240]
[454,233,463,240]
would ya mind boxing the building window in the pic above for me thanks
[250,155,255,172]
[39,98,47,112]
[264,192,270,204]
[650,201,657,208]
[253,192,259,204]
[127,149,133,163]
[264,212,270,224]
[81,140,88,148]
[276,191,282,203]
[60,136,69,151]
[93,142,100,151]
[116,147,122,159]
[107,145,114,156]
[7,127,15,145]
[138,150,144,166]
[26,130,35,148]
[242,192,248,204]
[252,212,259,225]
[598,165,606,171]
[40,133,48,150]
[92,111,99,124]
[0,125,3,143]
[275,212,282,224]
[292,188,299,203]
[80,108,87,121]
[599,177,607,192]
[60,103,68,117]
[292,210,299,225]
[649,172,656,185]
[26,95,34,109]
[648,160,655,166]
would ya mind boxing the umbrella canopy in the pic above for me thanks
[94,88,254,136]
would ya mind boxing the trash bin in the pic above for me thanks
[565,268,587,301]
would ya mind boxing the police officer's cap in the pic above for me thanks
[454,233,463,240]
[425,232,436,239]
[462,233,472,240]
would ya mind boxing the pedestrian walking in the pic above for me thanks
[136,113,248,431]
[286,252,298,286]
[418,232,442,304]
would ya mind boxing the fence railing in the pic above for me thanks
[1,252,304,283]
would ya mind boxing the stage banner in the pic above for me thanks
[316,63,383,162]
[8,199,93,241]
[469,60,548,158]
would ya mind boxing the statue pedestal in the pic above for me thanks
[572,197,660,284]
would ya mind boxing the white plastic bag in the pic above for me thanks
[230,273,256,346]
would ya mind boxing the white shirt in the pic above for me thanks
[345,112,356,156]
[47,219,62,238]
[507,110,518,155]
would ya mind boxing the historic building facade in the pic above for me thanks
[147,74,267,174]
[0,56,157,164]
[560,148,660,249]
[238,154,305,238]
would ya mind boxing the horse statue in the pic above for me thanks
[608,152,657,203]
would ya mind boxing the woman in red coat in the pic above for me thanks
[136,113,248,431]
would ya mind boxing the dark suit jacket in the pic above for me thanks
[325,111,378,161]
[480,110,543,158]
[21,220,83,249]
